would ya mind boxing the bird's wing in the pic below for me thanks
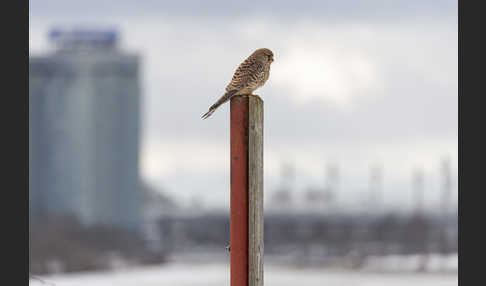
[225,59,265,92]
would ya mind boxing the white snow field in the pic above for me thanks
[30,261,457,286]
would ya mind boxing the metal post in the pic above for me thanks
[230,95,264,286]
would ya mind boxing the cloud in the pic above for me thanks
[272,34,377,106]
[29,2,457,210]
[30,0,457,22]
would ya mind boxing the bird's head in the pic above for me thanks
[254,48,274,64]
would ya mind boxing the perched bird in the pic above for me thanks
[202,48,274,119]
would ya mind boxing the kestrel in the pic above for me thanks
[202,48,274,119]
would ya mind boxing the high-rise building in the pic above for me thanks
[29,29,141,231]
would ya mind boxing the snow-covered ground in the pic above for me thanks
[30,260,457,286]
[362,253,458,273]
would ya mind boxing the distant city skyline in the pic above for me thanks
[29,0,458,211]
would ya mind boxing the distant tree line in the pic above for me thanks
[29,215,164,275]
[157,212,457,260]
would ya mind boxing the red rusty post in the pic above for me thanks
[230,95,264,286]
[230,96,250,286]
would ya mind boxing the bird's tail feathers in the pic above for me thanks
[201,108,216,120]
[201,90,238,119]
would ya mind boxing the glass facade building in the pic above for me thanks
[29,29,141,231]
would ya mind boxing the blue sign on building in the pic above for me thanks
[48,28,118,47]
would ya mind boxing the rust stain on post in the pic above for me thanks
[230,96,249,286]
[230,95,264,286]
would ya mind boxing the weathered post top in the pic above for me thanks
[230,95,264,286]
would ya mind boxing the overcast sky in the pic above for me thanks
[29,0,458,212]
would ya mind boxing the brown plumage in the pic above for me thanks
[202,48,274,119]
